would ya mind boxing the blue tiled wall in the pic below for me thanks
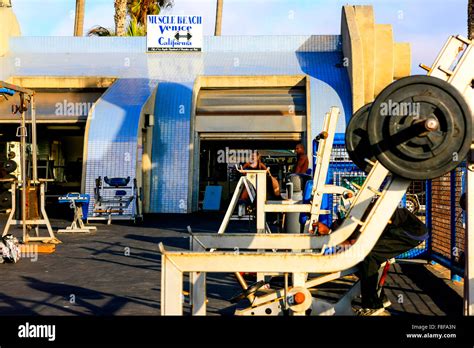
[150,82,193,213]
[84,78,155,216]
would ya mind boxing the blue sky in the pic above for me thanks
[11,0,469,73]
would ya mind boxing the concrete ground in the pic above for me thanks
[0,213,464,316]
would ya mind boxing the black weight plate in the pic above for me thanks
[345,103,376,173]
[3,160,17,174]
[0,191,12,209]
[368,75,472,180]
[0,174,16,190]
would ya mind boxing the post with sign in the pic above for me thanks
[147,15,203,52]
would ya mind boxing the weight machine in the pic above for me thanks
[88,176,141,225]
[214,107,353,288]
[159,35,474,316]
[217,107,352,236]
[57,193,97,233]
[0,81,58,244]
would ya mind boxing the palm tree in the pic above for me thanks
[74,0,85,36]
[215,0,223,36]
[469,0,474,39]
[91,0,173,37]
[127,17,147,36]
[115,0,128,36]
[127,0,174,32]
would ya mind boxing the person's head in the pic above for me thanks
[250,151,260,165]
[295,143,305,155]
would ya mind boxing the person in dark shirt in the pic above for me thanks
[294,143,309,174]
[357,207,428,315]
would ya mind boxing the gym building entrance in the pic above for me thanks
[190,75,311,212]
[198,140,302,210]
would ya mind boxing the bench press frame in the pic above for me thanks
[160,162,411,315]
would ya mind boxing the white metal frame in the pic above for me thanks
[233,267,361,316]
[1,180,56,242]
[421,35,474,316]
[160,162,411,315]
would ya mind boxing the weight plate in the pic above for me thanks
[345,103,376,173]
[367,75,472,180]
[2,160,17,174]
[0,174,16,190]
[0,191,12,209]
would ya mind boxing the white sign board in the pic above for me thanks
[147,15,203,52]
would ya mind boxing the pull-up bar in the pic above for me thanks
[0,81,34,96]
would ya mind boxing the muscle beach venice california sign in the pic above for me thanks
[147,15,203,52]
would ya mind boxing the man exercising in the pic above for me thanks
[318,207,428,315]
[356,207,428,315]
[294,143,309,174]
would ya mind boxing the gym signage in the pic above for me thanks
[147,15,203,52]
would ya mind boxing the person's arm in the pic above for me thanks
[294,155,308,174]
[302,155,309,173]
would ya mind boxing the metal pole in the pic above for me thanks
[464,7,473,316]
[74,0,85,36]
[20,94,27,242]
[214,0,223,36]
[31,95,37,182]
[234,272,248,289]
[465,145,474,315]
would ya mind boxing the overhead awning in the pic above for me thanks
[195,84,307,134]
[0,88,104,123]
[196,86,306,116]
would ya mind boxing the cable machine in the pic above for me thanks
[0,81,58,244]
